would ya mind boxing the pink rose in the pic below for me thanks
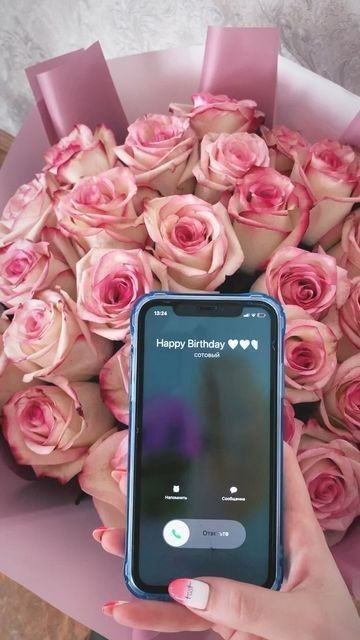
[2,382,115,483]
[115,114,198,196]
[76,248,168,340]
[43,124,116,185]
[144,194,243,291]
[284,305,338,403]
[252,246,350,319]
[229,168,311,273]
[283,398,303,452]
[132,185,161,215]
[193,132,269,204]
[261,125,310,174]
[0,230,77,307]
[170,92,264,138]
[301,417,334,444]
[55,167,147,253]
[0,174,56,246]
[0,317,28,411]
[292,139,360,246]
[337,277,360,361]
[329,209,360,279]
[100,338,130,424]
[341,209,360,276]
[3,289,112,383]
[79,430,128,527]
[298,426,360,545]
[322,353,360,444]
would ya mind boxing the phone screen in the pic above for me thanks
[129,296,282,595]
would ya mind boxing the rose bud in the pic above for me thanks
[170,92,264,138]
[229,168,311,273]
[55,166,147,253]
[252,246,350,320]
[261,125,310,174]
[337,277,360,361]
[100,338,130,424]
[0,230,78,307]
[291,139,360,246]
[284,305,338,403]
[3,288,112,383]
[328,209,360,279]
[43,124,117,186]
[298,424,360,546]
[193,131,270,204]
[0,317,28,411]
[0,173,56,246]
[144,194,243,291]
[2,382,115,483]
[283,398,303,452]
[76,248,168,340]
[115,114,198,196]
[322,353,360,444]
[79,430,128,527]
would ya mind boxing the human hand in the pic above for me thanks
[93,444,360,639]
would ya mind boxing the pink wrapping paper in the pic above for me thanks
[0,108,49,211]
[27,42,128,144]
[341,111,360,147]
[275,56,360,142]
[332,519,360,598]
[200,26,280,125]
[26,48,84,144]
[0,438,215,640]
[0,26,360,640]
[0,438,132,640]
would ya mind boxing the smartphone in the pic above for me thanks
[125,292,284,599]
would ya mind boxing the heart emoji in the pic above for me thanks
[240,339,250,350]
[228,339,238,350]
[251,339,258,350]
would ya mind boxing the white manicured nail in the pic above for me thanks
[168,578,210,610]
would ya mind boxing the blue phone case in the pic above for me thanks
[124,292,285,600]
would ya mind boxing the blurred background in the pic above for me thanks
[1,0,359,136]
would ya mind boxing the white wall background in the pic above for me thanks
[0,0,359,135]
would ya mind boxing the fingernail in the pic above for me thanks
[168,578,210,610]
[102,600,128,616]
[111,469,123,483]
[92,526,108,543]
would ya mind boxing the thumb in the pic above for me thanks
[168,577,295,640]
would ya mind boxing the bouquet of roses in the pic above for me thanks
[1,86,359,558]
